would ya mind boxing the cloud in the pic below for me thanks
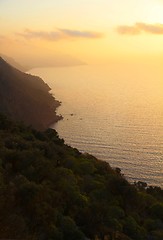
[136,22,163,34]
[117,22,163,35]
[58,28,103,38]
[17,28,104,41]
[117,26,141,35]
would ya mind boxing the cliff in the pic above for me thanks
[0,57,61,130]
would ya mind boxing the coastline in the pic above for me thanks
[0,62,163,239]
[33,75,64,130]
[42,65,163,189]
[0,57,63,131]
[43,76,163,191]
[47,97,63,128]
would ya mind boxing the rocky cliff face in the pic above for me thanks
[0,57,61,130]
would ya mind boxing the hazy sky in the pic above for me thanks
[0,0,163,65]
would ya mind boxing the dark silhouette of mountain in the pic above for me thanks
[0,57,61,130]
[0,57,163,240]
[1,54,29,72]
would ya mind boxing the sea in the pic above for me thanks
[30,64,163,188]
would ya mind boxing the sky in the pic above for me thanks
[0,0,163,66]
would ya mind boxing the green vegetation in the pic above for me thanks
[0,114,162,240]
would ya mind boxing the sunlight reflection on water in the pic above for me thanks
[30,65,163,188]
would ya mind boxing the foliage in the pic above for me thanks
[0,114,162,240]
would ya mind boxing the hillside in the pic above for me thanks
[0,54,29,72]
[0,57,61,130]
[0,114,163,240]
[0,56,162,240]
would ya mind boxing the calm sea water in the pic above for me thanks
[30,65,163,188]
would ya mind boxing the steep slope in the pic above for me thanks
[0,57,61,130]
[1,54,29,72]
[0,114,162,240]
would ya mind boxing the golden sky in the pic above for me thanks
[0,0,163,65]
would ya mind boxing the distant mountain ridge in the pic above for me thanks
[1,54,29,72]
[0,57,61,130]
[1,53,86,71]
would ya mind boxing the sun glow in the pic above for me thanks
[0,0,163,67]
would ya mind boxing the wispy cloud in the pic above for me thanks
[58,28,103,38]
[117,25,141,35]
[136,22,163,34]
[117,22,163,35]
[17,29,62,41]
[17,28,104,41]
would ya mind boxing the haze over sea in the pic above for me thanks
[30,64,163,188]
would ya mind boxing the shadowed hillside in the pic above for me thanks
[1,54,29,72]
[0,57,163,240]
[0,114,162,240]
[0,57,61,130]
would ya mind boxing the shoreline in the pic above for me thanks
[0,57,63,131]
[43,75,162,190]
